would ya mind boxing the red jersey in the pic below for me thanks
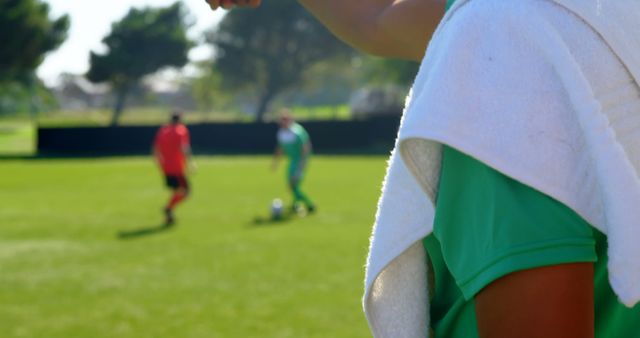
[154,123,190,175]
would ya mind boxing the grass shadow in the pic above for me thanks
[249,210,300,227]
[248,209,316,227]
[117,223,174,240]
[0,154,38,161]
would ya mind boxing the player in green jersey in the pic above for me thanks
[272,110,315,214]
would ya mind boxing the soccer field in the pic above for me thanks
[0,155,387,338]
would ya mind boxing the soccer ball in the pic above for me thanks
[271,198,284,220]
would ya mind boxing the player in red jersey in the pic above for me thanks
[153,110,194,225]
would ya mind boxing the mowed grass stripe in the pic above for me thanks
[0,155,386,338]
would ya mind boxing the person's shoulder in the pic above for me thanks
[157,124,170,135]
[174,124,189,134]
[277,127,288,139]
[294,123,309,137]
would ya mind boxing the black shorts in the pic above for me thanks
[165,175,189,190]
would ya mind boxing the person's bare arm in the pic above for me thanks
[272,146,283,171]
[152,135,163,168]
[297,0,446,61]
[475,263,594,338]
[302,141,311,158]
[205,0,446,61]
[182,144,192,161]
[206,0,262,10]
[152,146,160,165]
[182,144,197,173]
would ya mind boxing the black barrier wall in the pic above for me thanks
[37,116,402,156]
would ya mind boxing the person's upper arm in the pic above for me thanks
[298,0,447,61]
[207,0,446,60]
[301,131,311,153]
[275,130,283,151]
[274,143,283,157]
[181,127,190,147]
[475,263,594,338]
[153,129,162,152]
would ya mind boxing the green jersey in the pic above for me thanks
[446,0,456,11]
[425,146,640,337]
[277,122,310,162]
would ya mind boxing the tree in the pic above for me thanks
[0,78,57,115]
[359,56,420,86]
[190,61,232,115]
[0,0,69,116]
[0,0,69,83]
[207,0,353,121]
[87,2,193,125]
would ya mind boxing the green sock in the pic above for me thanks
[292,183,314,208]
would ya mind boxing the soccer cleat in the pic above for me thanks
[291,203,307,217]
[290,203,300,213]
[308,205,316,214]
[164,207,175,226]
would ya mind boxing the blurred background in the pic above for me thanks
[0,0,418,337]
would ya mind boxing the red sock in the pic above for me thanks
[167,192,187,210]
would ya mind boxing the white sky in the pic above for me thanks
[37,0,226,85]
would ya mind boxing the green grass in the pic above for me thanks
[0,155,386,338]
[31,105,352,128]
[34,108,253,128]
[288,105,351,121]
[0,121,34,155]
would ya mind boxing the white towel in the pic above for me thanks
[363,0,640,337]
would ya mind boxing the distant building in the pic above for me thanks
[54,73,197,112]
[55,74,111,110]
[143,78,197,111]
